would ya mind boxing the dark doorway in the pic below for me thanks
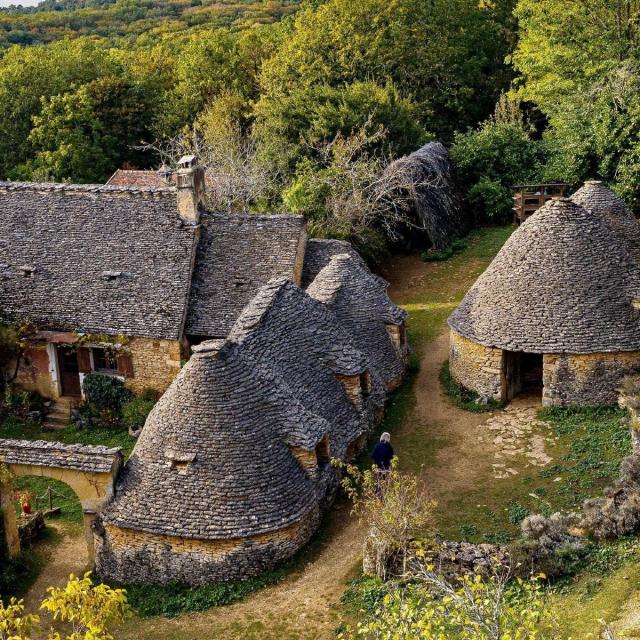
[57,346,81,396]
[503,351,543,401]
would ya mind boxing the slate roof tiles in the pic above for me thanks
[449,193,640,353]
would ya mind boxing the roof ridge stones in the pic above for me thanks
[449,194,640,354]
[0,181,176,197]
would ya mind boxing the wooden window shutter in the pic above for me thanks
[116,353,134,378]
[77,347,92,374]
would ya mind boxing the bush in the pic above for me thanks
[451,97,546,223]
[122,390,158,432]
[1,385,44,421]
[81,374,133,427]
[421,238,467,262]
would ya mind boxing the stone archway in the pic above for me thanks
[0,439,122,564]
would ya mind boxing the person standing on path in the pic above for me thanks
[371,432,394,470]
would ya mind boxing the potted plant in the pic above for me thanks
[16,490,33,515]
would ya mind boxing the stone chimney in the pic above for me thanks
[176,155,205,224]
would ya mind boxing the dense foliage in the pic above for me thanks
[513,0,640,210]
[340,572,557,640]
[0,0,515,225]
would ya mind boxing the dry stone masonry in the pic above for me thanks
[449,183,640,406]
[0,161,409,585]
[97,266,408,584]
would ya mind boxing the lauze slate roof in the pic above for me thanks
[103,341,325,539]
[0,183,198,340]
[226,278,377,459]
[185,212,306,337]
[0,182,307,341]
[449,194,640,353]
[307,253,409,387]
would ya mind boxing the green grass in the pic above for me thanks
[436,406,630,543]
[421,238,468,262]
[439,361,503,412]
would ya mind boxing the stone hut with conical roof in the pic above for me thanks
[448,185,640,407]
[95,340,332,584]
[94,269,407,584]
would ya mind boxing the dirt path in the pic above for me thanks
[123,329,493,640]
[24,522,88,612]
[122,233,517,639]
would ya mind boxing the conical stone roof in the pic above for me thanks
[307,254,408,386]
[227,278,379,458]
[571,180,640,262]
[102,342,325,539]
[448,198,640,353]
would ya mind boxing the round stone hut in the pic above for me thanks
[94,340,331,585]
[448,188,640,407]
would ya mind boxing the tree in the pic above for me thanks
[451,95,546,222]
[258,0,512,143]
[0,39,114,179]
[513,0,640,209]
[27,76,153,183]
[0,572,130,640]
[339,570,558,640]
[254,80,428,178]
[337,458,437,579]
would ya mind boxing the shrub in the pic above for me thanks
[122,390,157,432]
[81,374,133,427]
[421,238,468,262]
[450,96,546,223]
[339,569,558,640]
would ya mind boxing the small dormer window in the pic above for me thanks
[633,299,640,310]
[18,265,35,278]
[315,435,330,468]
[165,450,196,474]
[102,271,122,281]
[233,279,249,288]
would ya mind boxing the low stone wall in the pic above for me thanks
[449,330,504,402]
[543,351,640,407]
[94,506,321,585]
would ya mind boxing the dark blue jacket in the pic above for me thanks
[372,441,394,470]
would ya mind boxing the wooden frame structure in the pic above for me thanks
[512,184,569,225]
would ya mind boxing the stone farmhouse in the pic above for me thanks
[0,157,307,425]
[449,181,640,407]
[0,158,409,583]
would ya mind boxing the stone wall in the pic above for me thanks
[14,344,58,398]
[125,337,185,395]
[449,330,505,402]
[543,351,640,407]
[94,506,321,585]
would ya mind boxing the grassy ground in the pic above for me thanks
[1,416,134,527]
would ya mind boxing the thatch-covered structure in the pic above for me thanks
[448,184,640,407]
[385,142,468,250]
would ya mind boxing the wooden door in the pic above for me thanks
[57,346,81,397]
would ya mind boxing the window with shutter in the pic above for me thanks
[116,353,134,378]
[77,347,92,374]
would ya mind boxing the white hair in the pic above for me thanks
[380,432,391,443]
